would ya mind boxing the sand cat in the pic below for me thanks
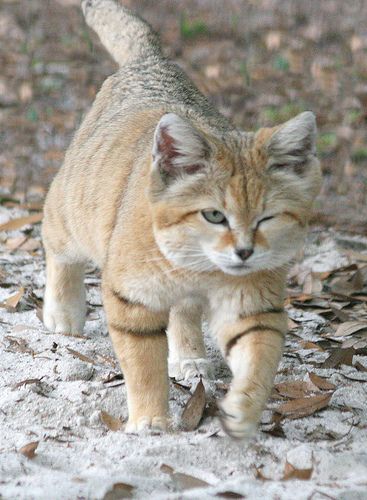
[42,0,321,438]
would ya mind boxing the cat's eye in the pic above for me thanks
[201,210,227,225]
[256,215,275,227]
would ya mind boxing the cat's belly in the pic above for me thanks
[121,271,203,311]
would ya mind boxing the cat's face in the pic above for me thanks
[150,113,321,277]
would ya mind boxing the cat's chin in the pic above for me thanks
[219,264,253,276]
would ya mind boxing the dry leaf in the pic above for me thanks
[321,348,354,368]
[0,212,43,232]
[1,287,24,311]
[283,460,313,480]
[215,492,245,498]
[13,377,43,390]
[161,464,210,490]
[333,321,367,337]
[66,347,96,364]
[254,467,270,481]
[274,380,319,399]
[355,361,367,372]
[276,393,332,419]
[19,441,39,459]
[5,235,28,250]
[299,340,323,351]
[330,270,364,296]
[308,373,336,391]
[100,411,123,431]
[103,482,134,499]
[181,379,206,431]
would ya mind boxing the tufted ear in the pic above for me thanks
[152,113,210,183]
[267,111,317,174]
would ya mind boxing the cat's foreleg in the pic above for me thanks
[167,297,212,380]
[217,310,287,439]
[43,251,87,334]
[103,285,170,432]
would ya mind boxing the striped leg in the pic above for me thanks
[103,285,169,432]
[217,310,287,439]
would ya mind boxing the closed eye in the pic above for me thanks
[256,215,275,228]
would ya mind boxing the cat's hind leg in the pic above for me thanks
[167,298,213,381]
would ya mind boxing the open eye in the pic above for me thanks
[256,215,275,227]
[201,210,227,225]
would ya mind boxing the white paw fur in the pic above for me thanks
[169,357,213,381]
[218,390,258,440]
[43,293,86,334]
[125,416,168,433]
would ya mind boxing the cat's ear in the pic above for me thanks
[152,113,210,183]
[266,111,317,174]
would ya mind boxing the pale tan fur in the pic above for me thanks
[42,0,322,437]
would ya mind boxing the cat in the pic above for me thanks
[42,0,321,438]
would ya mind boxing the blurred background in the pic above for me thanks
[1,0,367,233]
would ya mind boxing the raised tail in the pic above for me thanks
[81,0,162,66]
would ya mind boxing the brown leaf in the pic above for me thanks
[299,340,324,351]
[13,377,43,390]
[100,411,123,432]
[355,361,367,372]
[308,373,336,391]
[181,379,206,431]
[0,212,43,232]
[19,441,39,459]
[276,393,332,419]
[333,321,367,337]
[215,492,245,498]
[330,270,364,296]
[161,463,210,490]
[254,467,270,481]
[1,287,24,311]
[321,348,354,368]
[274,380,319,399]
[283,460,313,480]
[103,482,134,499]
[66,347,96,364]
[5,235,28,250]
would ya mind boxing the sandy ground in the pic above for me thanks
[1,206,367,500]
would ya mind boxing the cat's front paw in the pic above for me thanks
[169,357,213,381]
[218,391,259,439]
[125,415,168,433]
[43,296,86,334]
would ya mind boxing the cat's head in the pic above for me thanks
[149,112,321,276]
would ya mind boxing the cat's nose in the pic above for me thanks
[235,247,253,261]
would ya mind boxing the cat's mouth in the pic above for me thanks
[221,263,252,276]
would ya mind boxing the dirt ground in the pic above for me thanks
[1,1,367,499]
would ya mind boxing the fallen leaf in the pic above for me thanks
[66,347,96,364]
[103,482,134,499]
[13,377,43,390]
[1,287,24,311]
[254,467,270,481]
[20,238,41,252]
[100,411,123,431]
[308,373,336,391]
[355,361,367,372]
[333,321,367,337]
[0,212,43,232]
[321,348,355,368]
[299,340,324,351]
[19,441,39,459]
[181,378,206,431]
[215,492,245,498]
[5,235,28,250]
[283,460,313,480]
[276,393,332,419]
[275,380,319,399]
[330,270,364,296]
[160,463,210,490]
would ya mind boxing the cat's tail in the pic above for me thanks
[81,0,162,67]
